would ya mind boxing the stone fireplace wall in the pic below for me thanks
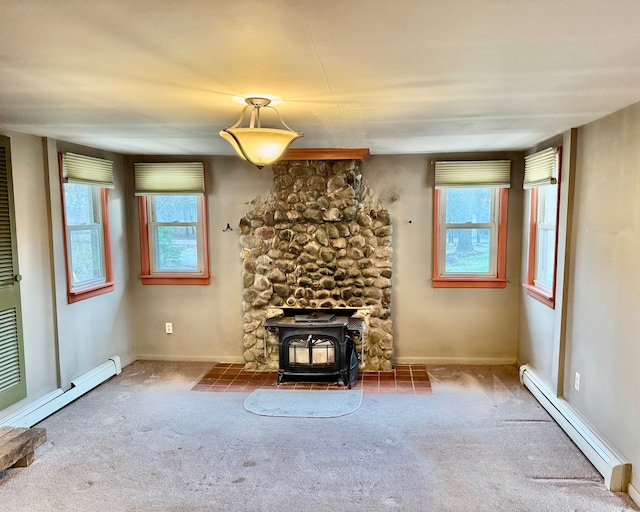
[239,159,393,371]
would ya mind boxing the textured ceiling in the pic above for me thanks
[1,0,640,155]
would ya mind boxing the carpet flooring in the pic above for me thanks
[0,361,637,512]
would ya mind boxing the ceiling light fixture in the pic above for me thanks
[219,97,303,169]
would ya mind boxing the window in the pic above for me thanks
[147,195,203,273]
[135,162,209,285]
[432,160,510,288]
[60,152,115,303]
[65,184,107,285]
[524,147,561,307]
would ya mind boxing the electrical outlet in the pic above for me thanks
[574,371,581,391]
[165,322,173,334]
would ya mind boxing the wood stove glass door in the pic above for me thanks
[287,335,336,368]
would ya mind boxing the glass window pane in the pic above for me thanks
[155,226,198,271]
[445,188,493,223]
[154,195,198,222]
[445,228,491,273]
[534,185,557,291]
[69,228,104,285]
[535,227,555,287]
[64,183,95,226]
[538,184,558,225]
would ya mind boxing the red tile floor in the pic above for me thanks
[192,363,432,395]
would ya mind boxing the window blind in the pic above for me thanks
[134,162,205,195]
[434,160,511,188]
[62,153,114,189]
[523,147,558,189]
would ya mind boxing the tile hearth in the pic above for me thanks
[192,363,432,395]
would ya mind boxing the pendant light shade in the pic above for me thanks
[219,97,303,168]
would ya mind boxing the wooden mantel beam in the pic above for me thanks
[280,148,370,162]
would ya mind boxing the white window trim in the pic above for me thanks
[530,183,558,295]
[146,195,205,275]
[66,185,107,290]
[438,187,500,278]
[534,221,556,290]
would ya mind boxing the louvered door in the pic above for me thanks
[0,136,25,409]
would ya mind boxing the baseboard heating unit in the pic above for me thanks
[0,356,122,429]
[519,364,630,492]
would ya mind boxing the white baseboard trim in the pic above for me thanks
[0,356,122,429]
[519,364,631,492]
[628,482,639,506]
[394,356,516,365]
[135,354,244,363]
[138,355,515,366]
[0,389,64,426]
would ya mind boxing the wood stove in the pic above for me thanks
[263,309,364,388]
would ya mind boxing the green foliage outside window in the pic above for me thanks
[444,187,495,274]
[151,195,200,272]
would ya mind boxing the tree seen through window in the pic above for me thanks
[150,195,200,272]
[444,187,495,274]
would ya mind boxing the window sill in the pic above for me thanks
[140,274,210,285]
[432,277,507,289]
[68,281,115,304]
[523,283,555,308]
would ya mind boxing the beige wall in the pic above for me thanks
[130,152,523,364]
[518,101,640,493]
[0,131,136,422]
[563,102,640,490]
[366,153,524,363]
[48,140,136,386]
[517,132,569,388]
[128,156,273,361]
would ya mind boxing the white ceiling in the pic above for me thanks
[2,0,640,156]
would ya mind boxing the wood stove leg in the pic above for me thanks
[339,369,349,389]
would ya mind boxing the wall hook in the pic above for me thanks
[223,223,233,232]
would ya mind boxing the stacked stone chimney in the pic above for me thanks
[239,159,393,371]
